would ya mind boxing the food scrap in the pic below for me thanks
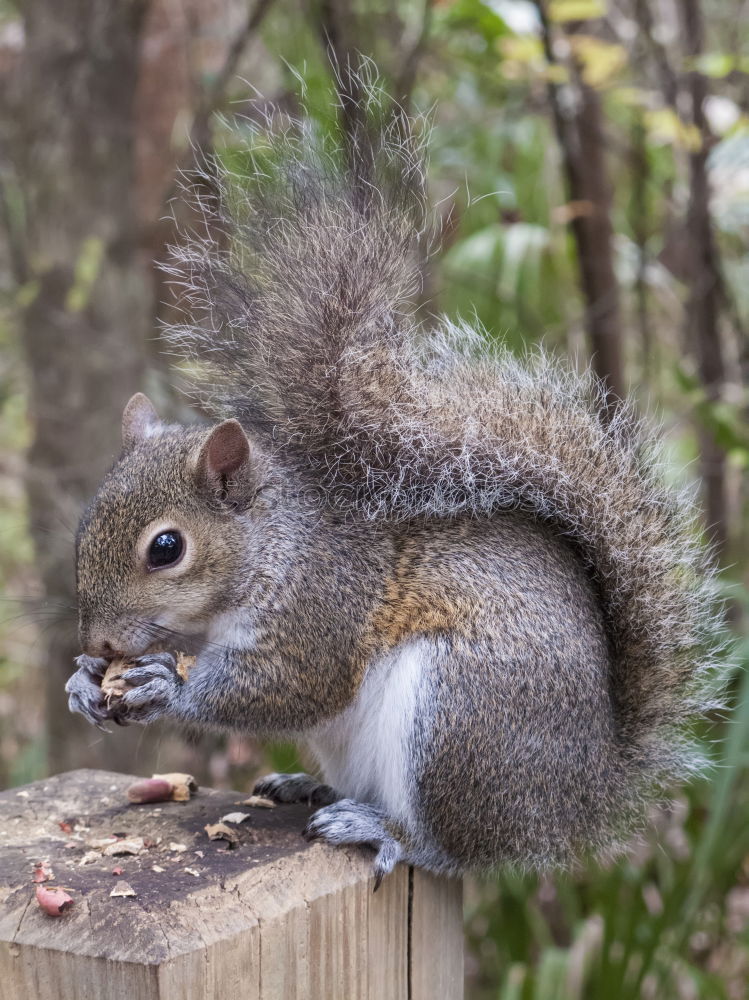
[220,812,251,825]
[100,658,134,704]
[110,880,136,898]
[126,778,173,804]
[240,795,276,809]
[101,652,194,706]
[204,823,239,846]
[35,884,73,917]
[127,772,197,804]
[175,652,196,682]
[152,772,197,802]
[86,836,120,850]
[102,836,145,856]
[32,860,54,883]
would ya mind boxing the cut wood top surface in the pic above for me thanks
[0,769,376,965]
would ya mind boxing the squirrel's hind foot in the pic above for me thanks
[301,798,406,891]
[253,772,339,807]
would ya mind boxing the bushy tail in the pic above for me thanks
[166,85,726,793]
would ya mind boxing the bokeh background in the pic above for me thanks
[1,0,748,995]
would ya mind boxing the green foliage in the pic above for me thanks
[675,363,749,466]
[437,0,510,46]
[66,237,105,313]
[265,741,305,774]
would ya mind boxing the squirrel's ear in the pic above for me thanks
[122,393,161,450]
[195,419,253,507]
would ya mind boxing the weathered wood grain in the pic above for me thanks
[0,770,463,999]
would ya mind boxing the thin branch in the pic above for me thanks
[155,0,276,232]
[632,0,679,108]
[188,0,276,151]
[680,0,729,556]
[0,165,28,286]
[534,0,626,417]
[394,0,434,114]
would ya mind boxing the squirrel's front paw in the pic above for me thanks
[253,772,339,806]
[113,652,181,726]
[66,655,110,730]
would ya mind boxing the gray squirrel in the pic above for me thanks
[65,93,723,884]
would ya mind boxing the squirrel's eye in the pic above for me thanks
[148,531,184,570]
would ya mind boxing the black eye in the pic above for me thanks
[148,531,184,569]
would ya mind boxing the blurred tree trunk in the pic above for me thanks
[4,0,276,782]
[680,0,729,557]
[536,2,626,418]
[630,114,654,385]
[6,0,175,774]
[145,0,275,395]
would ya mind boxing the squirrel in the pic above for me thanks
[65,89,724,884]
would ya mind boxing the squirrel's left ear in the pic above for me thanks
[195,419,254,508]
[122,393,162,450]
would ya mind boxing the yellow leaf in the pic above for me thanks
[548,0,606,22]
[498,36,547,82]
[644,109,703,152]
[545,63,570,84]
[570,35,627,88]
[499,36,544,65]
[610,86,648,107]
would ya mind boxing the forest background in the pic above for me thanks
[1,0,748,996]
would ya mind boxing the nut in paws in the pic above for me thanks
[111,652,181,725]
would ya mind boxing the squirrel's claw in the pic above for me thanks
[120,659,177,687]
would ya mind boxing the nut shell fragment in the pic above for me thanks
[102,836,145,856]
[241,795,276,809]
[152,772,197,802]
[101,652,193,705]
[175,653,196,682]
[204,823,239,845]
[110,880,136,898]
[101,658,134,704]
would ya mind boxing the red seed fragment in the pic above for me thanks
[35,885,73,917]
[32,860,53,883]
[126,778,174,804]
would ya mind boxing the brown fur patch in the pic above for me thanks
[361,529,473,657]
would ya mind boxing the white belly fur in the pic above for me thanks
[307,640,429,832]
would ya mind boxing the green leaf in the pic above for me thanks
[439,0,510,44]
[694,52,736,78]
[497,222,551,301]
[66,236,105,313]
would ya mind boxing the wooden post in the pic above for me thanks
[0,770,463,999]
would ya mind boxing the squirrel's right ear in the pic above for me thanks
[195,419,254,508]
[122,393,162,451]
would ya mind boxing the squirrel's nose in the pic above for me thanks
[79,630,121,659]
